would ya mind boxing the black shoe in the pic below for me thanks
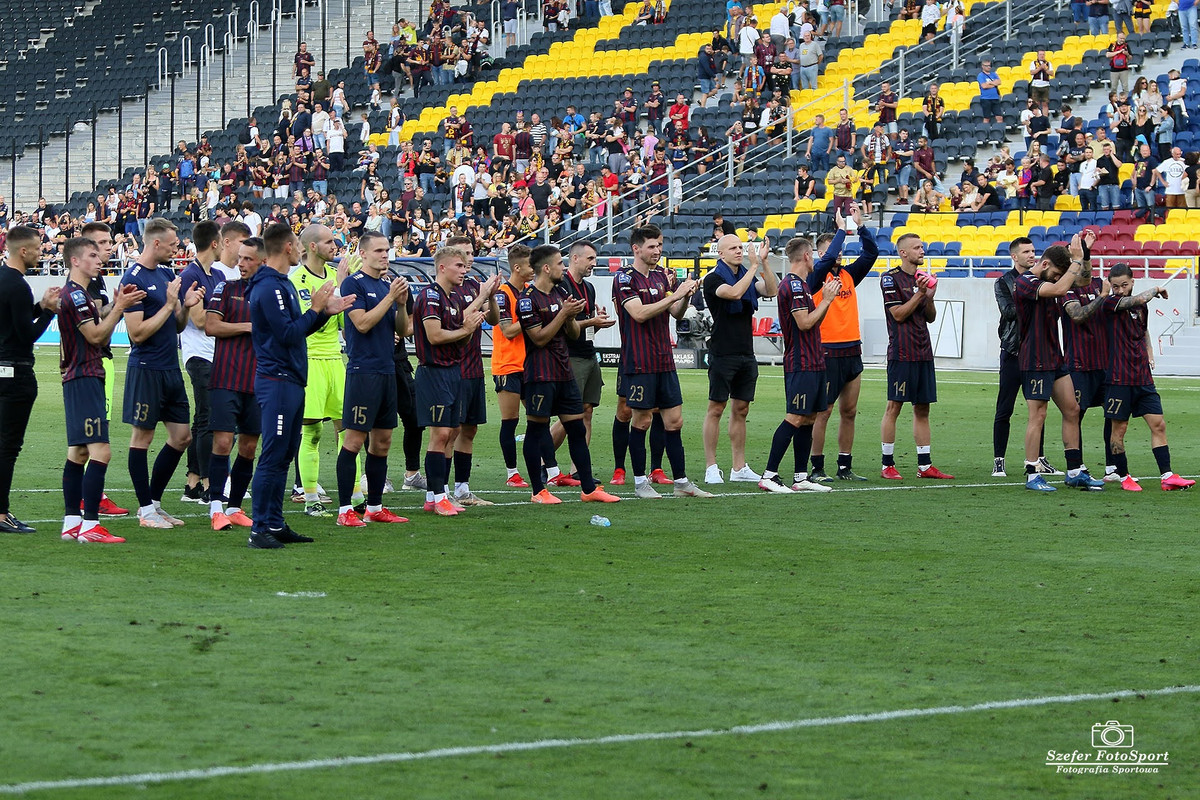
[247,530,285,549]
[180,483,205,503]
[809,468,832,483]
[836,469,868,481]
[0,514,36,533]
[272,525,314,544]
[201,487,211,504]
[353,502,367,515]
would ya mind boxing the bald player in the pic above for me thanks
[291,223,359,516]
[700,232,779,484]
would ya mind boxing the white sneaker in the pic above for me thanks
[138,510,174,529]
[383,477,395,493]
[729,465,761,482]
[634,482,661,499]
[704,464,724,484]
[758,475,794,494]
[314,483,331,503]
[791,478,833,493]
[402,473,428,490]
[992,457,1006,478]
[674,480,715,498]
[1035,456,1064,475]
[1102,471,1124,483]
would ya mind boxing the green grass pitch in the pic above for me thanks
[2,349,1198,798]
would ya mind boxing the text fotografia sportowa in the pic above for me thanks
[1045,750,1170,774]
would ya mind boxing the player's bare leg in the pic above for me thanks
[880,399,903,479]
[834,374,863,479]
[727,397,751,474]
[702,399,726,482]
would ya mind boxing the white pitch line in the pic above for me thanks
[1,684,1196,795]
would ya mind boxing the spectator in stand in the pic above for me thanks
[1112,0,1135,34]
[1107,33,1133,96]
[738,15,760,72]
[1131,141,1159,219]
[806,114,834,172]
[1029,51,1054,115]
[861,123,891,189]
[827,0,848,38]
[922,83,945,141]
[920,0,944,42]
[1134,76,1164,115]
[293,42,315,78]
[913,135,942,194]
[978,60,1003,124]
[770,6,791,48]
[970,172,1002,211]
[1030,153,1056,210]
[1064,130,1088,195]
[698,43,723,104]
[742,55,766,96]
[911,179,944,212]
[769,49,793,95]
[1184,151,1200,208]
[310,70,331,109]
[668,93,690,139]
[1070,0,1088,25]
[644,81,665,133]
[1087,0,1111,35]
[1166,69,1189,129]
[1155,106,1176,160]
[795,163,816,200]
[834,107,856,163]
[827,154,857,216]
[893,128,915,204]
[503,0,519,47]
[618,88,639,139]
[1094,140,1123,209]
[795,30,822,91]
[1077,145,1100,210]
[1155,146,1188,208]
[876,80,899,139]
[1133,0,1152,33]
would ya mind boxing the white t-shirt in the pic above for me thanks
[1160,157,1187,194]
[1168,77,1187,111]
[241,210,262,235]
[1078,159,1099,191]
[921,3,943,25]
[739,25,760,55]
[325,121,345,154]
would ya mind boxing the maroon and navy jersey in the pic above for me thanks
[778,275,825,372]
[58,280,106,383]
[517,283,573,382]
[880,267,933,362]
[1060,277,1108,372]
[613,267,675,374]
[414,281,463,367]
[452,274,485,379]
[1014,273,1064,371]
[1102,295,1153,386]
[207,278,256,393]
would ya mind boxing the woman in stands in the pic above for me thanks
[1138,79,1164,117]
[912,179,944,213]
[1133,0,1153,34]
[740,96,761,148]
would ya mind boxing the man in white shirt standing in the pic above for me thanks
[325,115,347,172]
[770,7,791,49]
[739,16,761,72]
[1154,146,1188,209]
[311,103,330,150]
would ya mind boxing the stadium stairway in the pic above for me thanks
[10,0,418,207]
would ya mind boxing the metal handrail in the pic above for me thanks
[180,34,192,76]
[546,83,853,247]
[157,47,169,88]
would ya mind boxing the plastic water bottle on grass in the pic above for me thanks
[589,515,611,527]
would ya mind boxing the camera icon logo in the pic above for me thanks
[1092,720,1135,748]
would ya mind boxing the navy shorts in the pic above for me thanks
[614,368,627,399]
[1022,368,1070,402]
[64,377,108,445]
[493,372,524,395]
[1071,369,1107,413]
[623,370,683,410]
[784,370,829,416]
[123,365,190,428]
[887,360,937,404]
[1104,384,1163,421]
[415,364,462,428]
[524,378,584,418]
[458,376,487,426]
[343,372,399,432]
[708,353,758,403]
[209,388,262,436]
[824,352,864,401]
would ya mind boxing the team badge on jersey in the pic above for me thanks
[518,297,533,312]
